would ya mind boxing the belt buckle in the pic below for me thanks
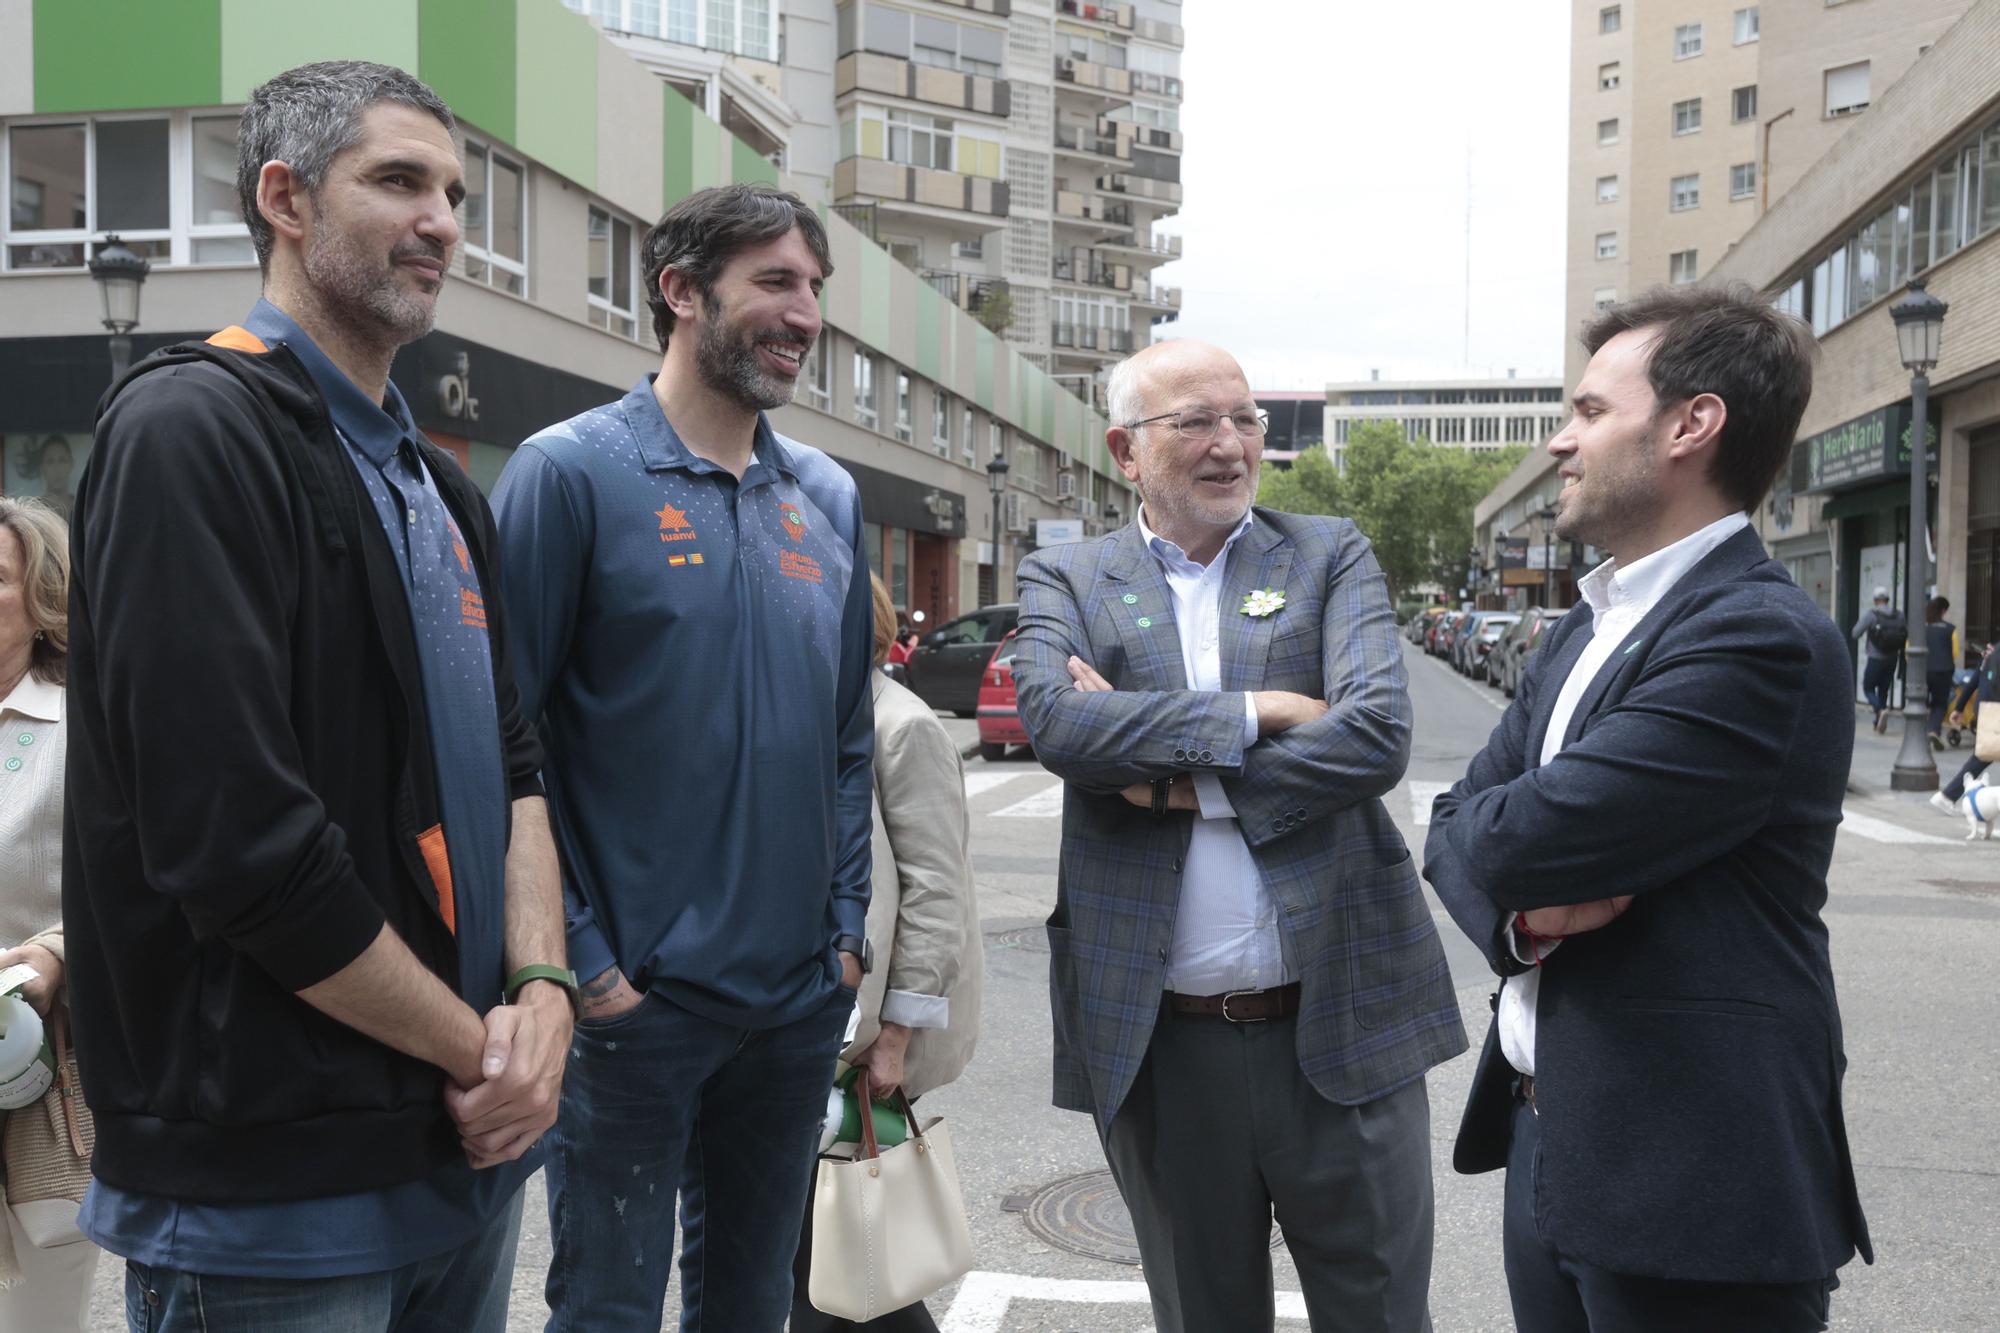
[1219,990,1267,1023]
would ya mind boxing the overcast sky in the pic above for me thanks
[1152,0,1573,389]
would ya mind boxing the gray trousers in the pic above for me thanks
[1098,1005,1436,1333]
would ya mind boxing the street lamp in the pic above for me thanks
[1888,278,1948,792]
[1535,504,1559,608]
[986,450,1011,604]
[88,235,151,382]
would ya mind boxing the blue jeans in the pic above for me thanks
[1861,656,1897,716]
[544,985,853,1332]
[122,1189,523,1333]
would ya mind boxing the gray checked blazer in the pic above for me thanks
[1013,508,1468,1128]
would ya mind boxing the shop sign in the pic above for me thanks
[1792,401,1938,495]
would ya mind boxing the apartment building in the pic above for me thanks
[0,0,1134,621]
[1323,374,1566,473]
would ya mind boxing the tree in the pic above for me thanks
[972,282,1014,337]
[1258,422,1525,603]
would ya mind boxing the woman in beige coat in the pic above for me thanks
[0,498,97,1330]
[791,574,982,1333]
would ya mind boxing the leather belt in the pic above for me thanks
[1165,982,1301,1023]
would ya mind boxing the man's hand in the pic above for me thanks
[838,951,864,990]
[1519,896,1635,940]
[1067,656,1114,692]
[851,1022,910,1099]
[1120,777,1198,811]
[576,964,646,1023]
[1250,691,1328,737]
[0,943,62,1016]
[444,983,573,1169]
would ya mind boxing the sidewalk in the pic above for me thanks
[1846,703,1977,798]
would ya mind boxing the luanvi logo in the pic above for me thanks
[658,500,698,543]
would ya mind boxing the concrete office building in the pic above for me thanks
[1323,374,1566,474]
[0,0,1138,621]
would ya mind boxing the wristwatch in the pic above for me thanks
[1150,776,1174,818]
[833,934,875,975]
[504,964,580,1010]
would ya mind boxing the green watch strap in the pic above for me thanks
[504,964,579,1005]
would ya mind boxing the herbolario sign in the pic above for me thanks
[1792,400,1940,495]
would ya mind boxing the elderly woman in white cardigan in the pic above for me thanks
[0,497,96,1330]
[791,574,983,1333]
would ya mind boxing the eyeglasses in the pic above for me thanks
[1124,408,1270,441]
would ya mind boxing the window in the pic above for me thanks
[1670,174,1701,211]
[1599,5,1621,34]
[667,0,698,42]
[1734,6,1760,43]
[462,139,527,296]
[853,349,878,428]
[1596,175,1619,203]
[933,390,951,456]
[1673,98,1702,136]
[887,109,953,170]
[1825,61,1870,117]
[1669,249,1700,284]
[1596,231,1619,259]
[1733,85,1758,122]
[1674,23,1703,59]
[1598,62,1620,92]
[961,406,976,465]
[805,333,831,410]
[3,113,253,271]
[586,205,638,338]
[1730,162,1757,200]
[895,370,913,442]
[1593,287,1618,313]
[1598,118,1620,146]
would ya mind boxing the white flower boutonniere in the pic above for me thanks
[1240,588,1286,618]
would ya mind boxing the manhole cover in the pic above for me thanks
[986,925,1049,952]
[1017,1170,1281,1264]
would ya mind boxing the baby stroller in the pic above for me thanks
[1942,647,1987,749]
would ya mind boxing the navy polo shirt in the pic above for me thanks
[79,300,533,1277]
[491,377,873,1028]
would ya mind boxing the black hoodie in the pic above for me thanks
[62,329,543,1204]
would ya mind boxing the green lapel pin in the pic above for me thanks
[1136,617,1153,628]
[1122,593,1138,605]
[1623,639,1644,655]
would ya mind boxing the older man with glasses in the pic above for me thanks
[1011,339,1464,1333]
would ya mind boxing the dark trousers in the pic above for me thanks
[1927,670,1954,735]
[1502,1096,1833,1332]
[789,1157,942,1333]
[1944,754,1990,802]
[542,986,852,1333]
[1098,1003,1436,1333]
[1861,656,1897,716]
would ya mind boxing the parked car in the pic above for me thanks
[1451,611,1512,675]
[1429,611,1468,658]
[1495,607,1568,697]
[1409,606,1449,646]
[906,602,1020,716]
[1464,613,1521,681]
[976,630,1030,761]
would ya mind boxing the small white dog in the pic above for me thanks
[1952,775,2000,841]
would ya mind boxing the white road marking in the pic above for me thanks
[941,1271,1307,1332]
[964,770,1032,798]
[1406,780,1453,827]
[991,781,1066,819]
[1838,810,1959,845]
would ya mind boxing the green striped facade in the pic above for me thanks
[23,0,1114,476]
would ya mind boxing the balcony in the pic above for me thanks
[1051,322,1135,354]
[1105,118,1182,154]
[1134,15,1184,46]
[1099,230,1181,262]
[835,157,1010,231]
[1132,286,1181,312]
[1093,171,1182,206]
[1053,190,1136,232]
[1056,0,1134,29]
[920,270,1010,318]
[932,0,1011,14]
[1054,123,1130,162]
[1054,55,1132,97]
[1053,255,1133,292]
[837,52,1011,117]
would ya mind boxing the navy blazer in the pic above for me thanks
[1425,526,1872,1285]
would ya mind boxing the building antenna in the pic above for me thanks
[1463,141,1473,371]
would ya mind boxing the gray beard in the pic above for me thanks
[303,225,438,347]
[696,309,797,413]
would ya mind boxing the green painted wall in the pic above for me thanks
[219,0,418,101]
[514,0,596,190]
[729,136,778,188]
[662,89,696,207]
[34,0,221,113]
[418,0,515,144]
[858,243,892,352]
[911,283,944,381]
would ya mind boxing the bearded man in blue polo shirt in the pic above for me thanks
[491,184,874,1332]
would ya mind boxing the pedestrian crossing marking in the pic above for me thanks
[1406,780,1453,827]
[992,783,1067,819]
[941,1271,1307,1332]
[964,770,1032,798]
[1838,810,1958,846]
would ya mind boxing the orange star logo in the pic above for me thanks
[657,501,692,532]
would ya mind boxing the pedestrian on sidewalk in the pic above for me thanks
[1932,639,1997,816]
[65,62,570,1333]
[1923,597,1961,745]
[1012,338,1464,1333]
[1852,588,1904,732]
[790,574,981,1333]
[491,184,875,1332]
[1427,283,1869,1332]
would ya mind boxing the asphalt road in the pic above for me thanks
[83,643,2000,1330]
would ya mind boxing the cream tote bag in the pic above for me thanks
[807,1071,974,1321]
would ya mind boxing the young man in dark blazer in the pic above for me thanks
[1426,283,1871,1332]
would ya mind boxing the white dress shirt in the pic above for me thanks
[1135,506,1293,996]
[1499,510,1750,1075]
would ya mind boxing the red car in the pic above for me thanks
[976,630,1029,761]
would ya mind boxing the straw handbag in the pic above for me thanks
[1978,699,2000,763]
[807,1069,973,1321]
[2,1005,93,1248]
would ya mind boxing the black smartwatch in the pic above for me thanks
[833,934,874,975]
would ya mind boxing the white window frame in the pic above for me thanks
[961,406,976,465]
[853,348,879,428]
[1593,287,1617,314]
[2,108,255,273]
[1733,6,1760,44]
[462,137,530,297]
[1596,231,1619,259]
[1598,62,1620,92]
[1825,61,1871,118]
[1599,5,1621,35]
[1730,162,1757,200]
[895,369,913,442]
[1598,118,1620,146]
[1670,174,1701,212]
[1674,22,1704,59]
[585,203,640,339]
[932,389,951,456]
[598,0,775,60]
[885,108,954,172]
[1732,84,1758,123]
[806,333,832,410]
[1672,98,1702,136]
[1596,174,1619,203]
[1670,249,1700,284]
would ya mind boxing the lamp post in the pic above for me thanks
[88,235,151,382]
[1888,278,1948,792]
[1535,504,1559,608]
[986,451,1010,604]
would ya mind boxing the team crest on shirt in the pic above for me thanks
[780,504,807,543]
